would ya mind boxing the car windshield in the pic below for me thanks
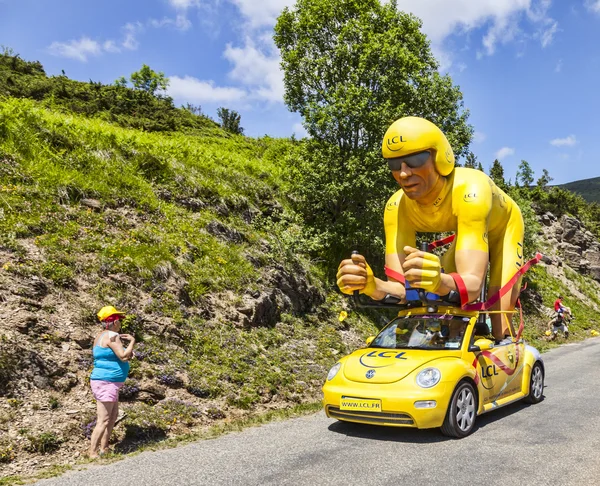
[370,314,472,350]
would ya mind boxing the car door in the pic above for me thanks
[476,341,524,404]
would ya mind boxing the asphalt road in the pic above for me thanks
[37,339,600,486]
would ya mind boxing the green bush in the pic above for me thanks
[26,432,62,454]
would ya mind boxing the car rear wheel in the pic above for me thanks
[441,381,477,438]
[524,361,544,404]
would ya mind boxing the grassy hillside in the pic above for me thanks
[559,176,600,204]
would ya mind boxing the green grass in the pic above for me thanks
[0,98,297,298]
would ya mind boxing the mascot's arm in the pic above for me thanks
[377,191,417,300]
[445,177,492,303]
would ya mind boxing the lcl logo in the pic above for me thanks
[386,135,406,151]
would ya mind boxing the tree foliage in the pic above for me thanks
[274,0,472,267]
[516,159,534,188]
[489,159,508,191]
[464,151,478,168]
[217,107,244,135]
[129,64,169,97]
[537,168,553,189]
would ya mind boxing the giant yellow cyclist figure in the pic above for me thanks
[337,116,524,342]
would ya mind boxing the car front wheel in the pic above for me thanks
[524,361,544,404]
[441,381,477,438]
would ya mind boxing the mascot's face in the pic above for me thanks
[391,153,439,201]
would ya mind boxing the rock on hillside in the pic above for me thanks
[538,212,600,281]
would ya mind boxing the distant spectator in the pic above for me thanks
[88,306,135,458]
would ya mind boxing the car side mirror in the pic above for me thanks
[366,336,375,346]
[469,338,494,352]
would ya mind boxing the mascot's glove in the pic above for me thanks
[336,255,376,296]
[405,251,443,293]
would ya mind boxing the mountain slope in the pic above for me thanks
[559,176,600,204]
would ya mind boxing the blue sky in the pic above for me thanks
[1,0,600,184]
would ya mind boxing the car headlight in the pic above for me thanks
[416,368,441,388]
[327,363,342,381]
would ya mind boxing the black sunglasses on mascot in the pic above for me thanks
[387,150,431,171]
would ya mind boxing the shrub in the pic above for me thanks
[157,372,183,388]
[26,432,62,454]
[119,381,140,400]
[81,416,97,439]
[0,441,15,463]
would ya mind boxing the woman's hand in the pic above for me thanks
[119,334,135,343]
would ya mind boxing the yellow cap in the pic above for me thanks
[381,116,455,176]
[97,305,126,322]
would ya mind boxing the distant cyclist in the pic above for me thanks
[554,295,572,320]
[546,295,572,340]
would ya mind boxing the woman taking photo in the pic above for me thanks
[88,305,135,458]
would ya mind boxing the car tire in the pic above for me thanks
[523,361,544,404]
[441,381,477,438]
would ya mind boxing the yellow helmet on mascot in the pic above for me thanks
[381,117,455,176]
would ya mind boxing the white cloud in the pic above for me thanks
[495,147,515,159]
[473,131,487,143]
[103,40,121,53]
[550,135,577,147]
[168,0,200,9]
[539,19,558,47]
[585,1,600,14]
[555,59,562,72]
[228,0,292,28]
[48,37,102,62]
[224,39,284,102]
[48,15,192,62]
[149,14,192,31]
[122,22,141,50]
[168,76,247,103]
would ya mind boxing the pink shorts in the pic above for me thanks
[90,380,124,402]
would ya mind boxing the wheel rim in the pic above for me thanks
[455,387,475,432]
[531,365,543,399]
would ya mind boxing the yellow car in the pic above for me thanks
[323,306,544,438]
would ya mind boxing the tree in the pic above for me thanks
[184,103,202,116]
[129,64,169,97]
[274,0,472,266]
[537,168,553,190]
[217,107,244,135]
[464,151,478,168]
[114,76,128,88]
[516,160,534,188]
[489,159,507,191]
[476,162,484,172]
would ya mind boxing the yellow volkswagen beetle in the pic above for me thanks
[323,306,544,438]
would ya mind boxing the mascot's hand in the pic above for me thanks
[336,253,376,296]
[403,247,443,293]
